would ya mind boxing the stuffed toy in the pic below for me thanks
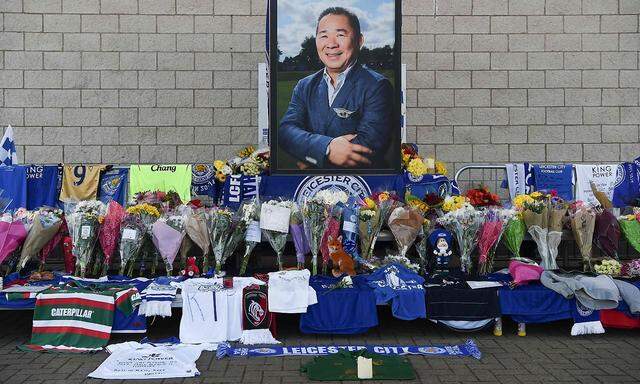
[428,229,453,275]
[180,256,200,277]
[327,235,356,277]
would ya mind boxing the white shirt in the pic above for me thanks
[322,63,354,107]
[268,269,317,313]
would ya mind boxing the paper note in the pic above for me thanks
[122,228,138,240]
[260,204,290,233]
[80,225,91,239]
[246,220,262,242]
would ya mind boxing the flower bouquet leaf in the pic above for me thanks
[19,207,63,271]
[239,198,261,275]
[99,201,126,275]
[302,198,325,275]
[260,199,292,270]
[387,205,424,258]
[207,207,234,274]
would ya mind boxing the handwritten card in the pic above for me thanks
[260,204,290,233]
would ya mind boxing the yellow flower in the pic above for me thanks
[530,191,542,199]
[238,145,255,158]
[364,197,375,209]
[407,158,428,177]
[435,161,448,176]
[214,160,225,171]
[402,153,411,165]
[408,199,429,213]
[378,192,390,202]
[513,194,534,209]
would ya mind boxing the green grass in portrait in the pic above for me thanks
[276,70,395,169]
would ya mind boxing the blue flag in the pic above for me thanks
[0,125,18,166]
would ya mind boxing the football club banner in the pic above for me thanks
[216,339,481,360]
[221,174,406,210]
[99,168,128,206]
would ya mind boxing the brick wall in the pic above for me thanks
[1,0,639,172]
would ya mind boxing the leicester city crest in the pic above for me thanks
[293,176,371,207]
[192,164,215,185]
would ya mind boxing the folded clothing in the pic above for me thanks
[268,269,317,314]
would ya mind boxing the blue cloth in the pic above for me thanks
[403,172,455,199]
[300,275,378,334]
[0,165,27,211]
[278,63,394,168]
[191,163,219,204]
[366,264,426,320]
[498,281,572,324]
[533,164,574,200]
[26,165,60,210]
[0,272,64,309]
[341,197,361,262]
[612,158,640,207]
[221,174,404,210]
[98,168,128,205]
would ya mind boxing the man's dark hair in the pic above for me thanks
[316,7,362,39]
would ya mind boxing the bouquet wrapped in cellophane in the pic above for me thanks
[289,202,309,269]
[98,201,126,276]
[0,208,32,268]
[152,206,188,275]
[222,204,250,272]
[477,208,515,275]
[185,207,211,272]
[437,197,483,274]
[359,191,397,263]
[239,198,261,275]
[570,202,596,272]
[121,203,160,276]
[406,193,442,274]
[318,190,348,274]
[302,196,325,275]
[387,204,424,258]
[64,201,105,277]
[260,199,294,270]
[207,206,234,274]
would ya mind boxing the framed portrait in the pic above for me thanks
[269,0,402,174]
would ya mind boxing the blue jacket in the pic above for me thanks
[278,63,393,168]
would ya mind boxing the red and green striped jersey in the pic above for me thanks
[21,285,140,353]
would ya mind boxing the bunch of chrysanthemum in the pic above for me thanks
[594,258,621,276]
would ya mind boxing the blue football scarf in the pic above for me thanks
[98,168,128,206]
[26,165,60,210]
[403,172,454,199]
[216,339,481,360]
[341,197,361,262]
[533,164,573,200]
[570,299,604,336]
[612,157,640,208]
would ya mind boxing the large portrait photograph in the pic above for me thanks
[269,0,401,174]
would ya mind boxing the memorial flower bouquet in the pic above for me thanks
[302,197,326,275]
[222,205,249,271]
[289,202,309,269]
[503,215,527,261]
[207,206,234,274]
[318,190,348,274]
[66,201,105,277]
[594,258,621,276]
[387,204,424,258]
[152,207,188,275]
[20,207,63,272]
[621,259,640,278]
[0,209,31,267]
[261,199,294,270]
[620,209,640,256]
[570,202,596,271]
[358,191,397,262]
[239,198,261,275]
[466,186,501,208]
[98,201,126,276]
[437,202,483,274]
[400,144,447,176]
[119,213,147,276]
[121,203,160,275]
[405,193,436,274]
[185,207,211,272]
[477,208,515,275]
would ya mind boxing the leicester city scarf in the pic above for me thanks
[240,284,279,345]
[571,299,604,336]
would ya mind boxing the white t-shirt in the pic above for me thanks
[267,269,317,313]
[575,164,617,206]
[175,277,265,343]
[89,342,203,380]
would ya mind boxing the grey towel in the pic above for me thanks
[541,271,620,310]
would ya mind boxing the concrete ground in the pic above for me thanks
[1,308,639,384]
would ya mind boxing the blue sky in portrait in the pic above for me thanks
[277,0,395,59]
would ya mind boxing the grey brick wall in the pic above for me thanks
[1,0,639,173]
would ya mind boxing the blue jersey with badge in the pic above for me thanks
[0,165,27,211]
[300,275,378,334]
[191,164,219,205]
[533,164,573,200]
[26,165,60,210]
[612,158,640,208]
[366,264,426,321]
[98,168,128,205]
